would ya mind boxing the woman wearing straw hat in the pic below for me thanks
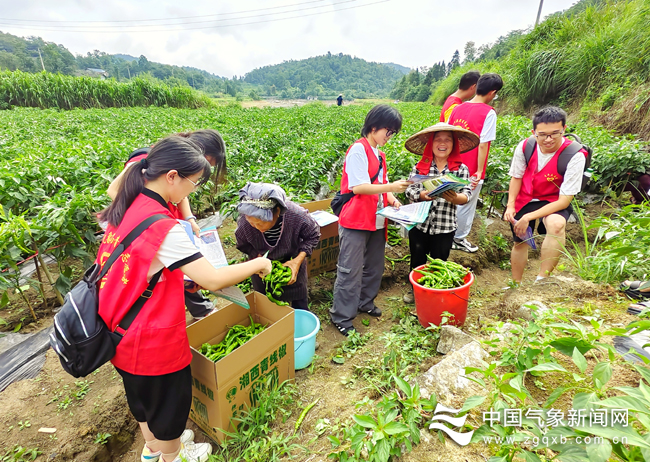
[402,123,480,304]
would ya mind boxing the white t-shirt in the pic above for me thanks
[509,139,586,197]
[345,142,387,229]
[480,110,497,143]
[147,223,202,279]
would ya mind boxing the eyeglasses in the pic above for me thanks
[386,129,398,137]
[534,131,564,141]
[179,174,201,190]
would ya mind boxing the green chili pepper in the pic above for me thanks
[199,316,268,362]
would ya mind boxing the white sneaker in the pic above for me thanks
[172,441,213,462]
[452,238,478,253]
[180,429,195,444]
[140,430,195,462]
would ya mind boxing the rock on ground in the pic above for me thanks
[436,325,478,355]
[415,342,489,405]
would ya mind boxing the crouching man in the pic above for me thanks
[504,107,587,284]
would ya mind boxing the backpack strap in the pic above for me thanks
[98,214,170,280]
[523,135,537,166]
[556,141,584,177]
[113,269,163,337]
[370,156,384,183]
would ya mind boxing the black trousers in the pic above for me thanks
[408,227,455,270]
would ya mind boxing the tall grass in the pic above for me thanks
[0,70,214,110]
[430,0,650,114]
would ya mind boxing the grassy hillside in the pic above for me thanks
[429,0,650,137]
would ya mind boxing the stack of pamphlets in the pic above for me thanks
[409,173,470,198]
[376,202,432,230]
[179,221,250,308]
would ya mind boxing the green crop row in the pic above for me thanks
[1,103,646,302]
[0,70,214,110]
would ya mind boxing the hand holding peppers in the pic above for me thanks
[264,260,292,305]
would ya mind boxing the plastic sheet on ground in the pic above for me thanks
[0,328,51,392]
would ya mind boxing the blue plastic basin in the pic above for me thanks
[294,310,320,370]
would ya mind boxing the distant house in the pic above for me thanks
[86,68,108,79]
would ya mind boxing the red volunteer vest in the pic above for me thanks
[449,102,494,179]
[97,192,191,375]
[339,138,389,231]
[514,138,575,212]
[440,95,462,123]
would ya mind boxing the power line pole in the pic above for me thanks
[535,0,544,26]
[37,47,45,71]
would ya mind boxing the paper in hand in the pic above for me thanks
[513,219,536,249]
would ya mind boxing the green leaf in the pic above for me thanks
[0,291,8,309]
[550,338,594,356]
[332,355,345,364]
[585,438,612,462]
[352,414,377,429]
[459,395,486,414]
[521,451,543,462]
[572,347,588,374]
[326,435,340,447]
[544,386,568,408]
[592,362,612,390]
[572,392,600,412]
[393,375,411,397]
[383,421,409,435]
[54,272,72,296]
[375,438,390,462]
[599,396,650,414]
[634,364,650,385]
[527,362,567,373]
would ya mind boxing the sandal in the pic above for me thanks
[620,281,650,300]
[628,300,650,316]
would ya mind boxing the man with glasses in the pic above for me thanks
[504,106,588,285]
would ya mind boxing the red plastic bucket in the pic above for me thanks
[409,264,474,328]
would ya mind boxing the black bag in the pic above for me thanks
[331,156,384,216]
[523,134,594,191]
[49,214,169,378]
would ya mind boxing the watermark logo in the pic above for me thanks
[428,403,474,446]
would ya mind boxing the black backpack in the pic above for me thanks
[331,156,384,216]
[523,133,594,190]
[50,214,170,378]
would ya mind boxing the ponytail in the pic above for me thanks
[99,136,210,227]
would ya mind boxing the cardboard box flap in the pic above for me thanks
[301,199,332,213]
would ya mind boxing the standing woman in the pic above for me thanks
[402,123,479,303]
[330,105,411,336]
[97,136,271,462]
[107,129,227,320]
[235,182,320,310]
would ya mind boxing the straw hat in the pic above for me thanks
[404,122,480,155]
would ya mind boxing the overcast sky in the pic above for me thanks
[0,0,577,77]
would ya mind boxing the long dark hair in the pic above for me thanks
[100,136,211,227]
[178,129,227,188]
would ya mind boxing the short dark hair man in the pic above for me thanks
[439,71,480,123]
[448,73,503,253]
[504,106,588,284]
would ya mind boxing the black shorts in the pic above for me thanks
[510,200,573,243]
[116,365,192,441]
